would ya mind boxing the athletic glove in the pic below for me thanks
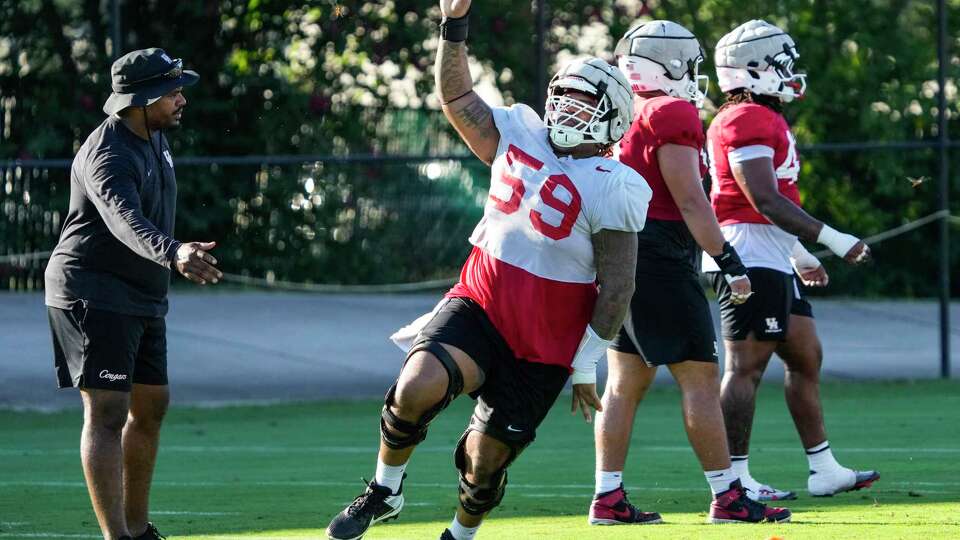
[570,325,611,386]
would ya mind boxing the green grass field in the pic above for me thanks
[2,380,959,539]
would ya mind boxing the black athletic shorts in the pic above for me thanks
[48,305,168,391]
[610,277,718,365]
[711,267,814,342]
[414,297,569,450]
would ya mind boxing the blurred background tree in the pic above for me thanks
[0,0,956,294]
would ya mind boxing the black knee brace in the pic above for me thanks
[458,469,507,516]
[454,430,514,516]
[380,341,464,449]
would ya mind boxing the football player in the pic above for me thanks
[325,1,652,539]
[588,20,790,526]
[705,19,880,500]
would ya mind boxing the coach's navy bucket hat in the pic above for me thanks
[102,48,199,116]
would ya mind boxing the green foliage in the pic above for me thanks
[0,0,956,293]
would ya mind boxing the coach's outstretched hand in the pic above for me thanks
[572,383,603,424]
[440,0,470,18]
[175,241,222,285]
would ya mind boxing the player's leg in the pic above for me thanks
[669,360,791,523]
[715,268,795,501]
[777,308,879,496]
[669,361,729,471]
[720,336,777,457]
[777,312,826,448]
[123,317,170,539]
[327,298,488,540]
[441,353,568,539]
[452,429,513,534]
[590,349,661,525]
[327,343,483,540]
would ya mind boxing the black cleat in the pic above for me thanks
[133,523,166,540]
[326,476,405,540]
[439,529,456,540]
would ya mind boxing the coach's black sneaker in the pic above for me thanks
[439,529,456,540]
[133,523,166,540]
[327,476,405,540]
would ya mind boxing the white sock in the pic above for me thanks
[806,440,841,473]
[374,458,406,495]
[449,516,480,540]
[704,467,738,495]
[730,455,751,483]
[595,470,623,495]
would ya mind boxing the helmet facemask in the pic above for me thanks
[765,44,806,101]
[544,79,614,148]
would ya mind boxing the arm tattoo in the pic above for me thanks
[435,38,500,164]
[454,98,493,137]
[436,41,471,102]
[590,230,638,339]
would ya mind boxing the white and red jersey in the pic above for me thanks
[704,103,801,273]
[617,96,707,221]
[431,104,652,369]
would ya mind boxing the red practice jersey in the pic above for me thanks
[706,103,801,226]
[617,96,707,221]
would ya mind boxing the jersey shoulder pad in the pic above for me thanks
[491,103,543,136]
[713,103,780,151]
[644,96,704,149]
[588,159,652,233]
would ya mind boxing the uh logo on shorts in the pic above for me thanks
[765,317,783,333]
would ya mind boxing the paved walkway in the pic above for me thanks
[1,292,956,409]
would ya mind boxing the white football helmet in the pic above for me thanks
[544,57,634,149]
[715,19,807,102]
[615,20,708,108]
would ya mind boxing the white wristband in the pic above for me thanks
[570,325,611,386]
[817,224,859,258]
[790,241,821,273]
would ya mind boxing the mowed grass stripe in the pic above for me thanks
[0,380,958,539]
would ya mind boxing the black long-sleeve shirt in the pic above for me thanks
[45,115,181,317]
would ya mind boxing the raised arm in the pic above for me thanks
[436,0,500,165]
[733,158,870,264]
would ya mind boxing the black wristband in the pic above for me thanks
[713,242,747,277]
[440,11,469,42]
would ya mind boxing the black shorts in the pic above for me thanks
[610,277,718,365]
[48,305,168,392]
[711,268,814,342]
[415,297,569,450]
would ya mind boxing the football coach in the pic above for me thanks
[44,48,221,540]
